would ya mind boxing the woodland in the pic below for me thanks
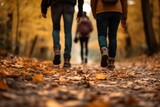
[0,0,160,107]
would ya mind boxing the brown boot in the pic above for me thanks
[63,57,71,68]
[108,58,115,70]
[101,47,108,67]
[53,47,61,65]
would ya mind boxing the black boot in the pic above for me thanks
[108,58,115,70]
[63,57,71,68]
[53,47,61,65]
[84,58,88,64]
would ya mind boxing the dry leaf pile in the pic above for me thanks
[0,50,160,107]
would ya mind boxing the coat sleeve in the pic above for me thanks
[41,0,50,14]
[120,0,128,20]
[90,0,97,19]
[77,0,84,18]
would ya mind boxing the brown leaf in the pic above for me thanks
[126,96,139,104]
[87,101,110,107]
[68,76,82,81]
[32,74,43,82]
[1,93,18,99]
[155,86,160,90]
[7,72,20,78]
[0,79,9,91]
[116,72,128,78]
[59,76,69,82]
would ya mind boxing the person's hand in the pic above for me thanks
[121,19,127,29]
[76,17,80,23]
[42,13,47,18]
[76,11,82,21]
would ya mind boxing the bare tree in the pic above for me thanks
[141,0,159,55]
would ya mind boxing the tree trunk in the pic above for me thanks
[124,27,132,57]
[29,36,38,57]
[159,0,160,44]
[15,0,20,55]
[141,0,159,55]
[6,13,13,52]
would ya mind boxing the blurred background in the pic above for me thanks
[0,0,159,64]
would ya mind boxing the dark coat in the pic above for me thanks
[41,0,84,17]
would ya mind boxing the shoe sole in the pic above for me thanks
[101,55,108,67]
[53,55,61,65]
[108,65,115,71]
[63,63,71,68]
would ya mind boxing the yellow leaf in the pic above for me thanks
[22,71,31,75]
[46,100,63,107]
[0,79,9,91]
[32,74,43,82]
[96,73,107,80]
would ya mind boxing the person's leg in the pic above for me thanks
[84,37,89,63]
[51,4,62,65]
[96,13,108,49]
[63,3,74,68]
[108,12,121,69]
[96,13,109,67]
[79,38,84,63]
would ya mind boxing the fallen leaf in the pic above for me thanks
[46,99,63,107]
[63,101,82,107]
[1,92,17,99]
[0,79,9,91]
[126,96,139,104]
[122,67,128,71]
[155,86,160,90]
[32,74,43,82]
[22,71,31,75]
[68,76,82,81]
[8,73,20,78]
[87,101,110,107]
[96,73,107,80]
[109,92,124,98]
[59,76,69,82]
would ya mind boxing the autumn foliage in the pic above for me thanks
[0,50,160,107]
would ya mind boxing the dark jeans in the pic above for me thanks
[79,37,89,62]
[96,12,121,59]
[51,3,74,58]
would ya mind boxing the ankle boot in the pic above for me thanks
[108,58,115,70]
[53,47,61,65]
[101,47,108,67]
[84,58,88,64]
[63,57,71,68]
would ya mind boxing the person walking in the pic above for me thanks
[74,11,93,64]
[91,0,128,70]
[41,0,84,68]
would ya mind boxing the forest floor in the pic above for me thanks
[0,50,160,107]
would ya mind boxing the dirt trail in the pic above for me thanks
[0,51,160,107]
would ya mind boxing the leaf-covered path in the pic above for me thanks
[0,50,160,107]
